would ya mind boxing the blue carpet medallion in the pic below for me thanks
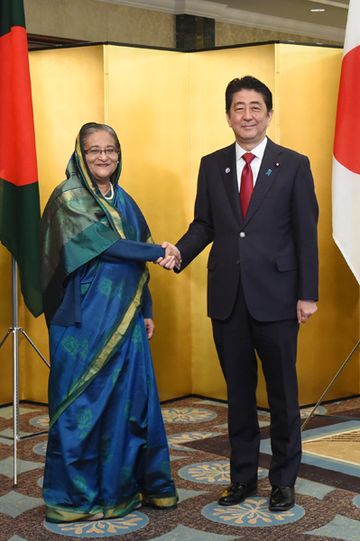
[202,497,305,528]
[178,459,267,485]
[43,512,149,538]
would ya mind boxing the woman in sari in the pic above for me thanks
[41,122,178,523]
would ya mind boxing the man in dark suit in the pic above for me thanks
[161,75,318,512]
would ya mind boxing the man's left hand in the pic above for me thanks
[297,300,317,324]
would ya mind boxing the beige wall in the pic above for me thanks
[0,43,358,407]
[24,0,341,49]
[24,0,175,48]
[216,22,341,47]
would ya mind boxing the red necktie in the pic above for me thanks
[240,152,255,217]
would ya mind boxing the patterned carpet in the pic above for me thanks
[1,396,360,541]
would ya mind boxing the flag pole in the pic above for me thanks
[0,257,49,486]
[11,256,20,485]
[301,339,360,431]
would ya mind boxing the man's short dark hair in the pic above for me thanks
[225,76,273,113]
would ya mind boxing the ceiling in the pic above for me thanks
[99,0,349,42]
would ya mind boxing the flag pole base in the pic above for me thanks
[0,257,49,486]
[301,339,360,432]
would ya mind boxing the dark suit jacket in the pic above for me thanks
[176,138,319,321]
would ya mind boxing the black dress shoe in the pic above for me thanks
[218,482,257,506]
[269,486,295,512]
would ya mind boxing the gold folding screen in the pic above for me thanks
[0,42,358,406]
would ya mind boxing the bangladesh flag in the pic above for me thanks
[0,0,42,316]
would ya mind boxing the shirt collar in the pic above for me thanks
[236,136,268,161]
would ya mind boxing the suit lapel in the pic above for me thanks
[219,143,242,224]
[244,139,282,225]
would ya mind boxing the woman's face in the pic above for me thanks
[83,130,119,185]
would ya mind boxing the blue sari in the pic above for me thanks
[41,135,177,522]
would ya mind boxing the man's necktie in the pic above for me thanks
[240,152,255,218]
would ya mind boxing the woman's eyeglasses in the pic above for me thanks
[85,147,118,158]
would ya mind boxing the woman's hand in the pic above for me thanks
[144,318,155,340]
[156,242,182,270]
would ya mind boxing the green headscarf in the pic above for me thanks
[41,123,126,322]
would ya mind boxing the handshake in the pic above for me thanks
[156,242,182,270]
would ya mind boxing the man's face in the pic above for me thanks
[226,89,273,149]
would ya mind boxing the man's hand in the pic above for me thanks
[157,241,182,270]
[144,318,155,340]
[297,300,317,324]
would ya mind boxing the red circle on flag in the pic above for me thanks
[334,45,360,174]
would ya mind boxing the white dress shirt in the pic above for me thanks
[235,137,268,192]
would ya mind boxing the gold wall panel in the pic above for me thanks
[0,246,13,404]
[21,46,105,403]
[1,43,358,407]
[187,45,277,403]
[276,44,359,405]
[3,45,191,404]
[104,46,192,400]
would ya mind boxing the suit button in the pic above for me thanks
[239,232,246,238]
